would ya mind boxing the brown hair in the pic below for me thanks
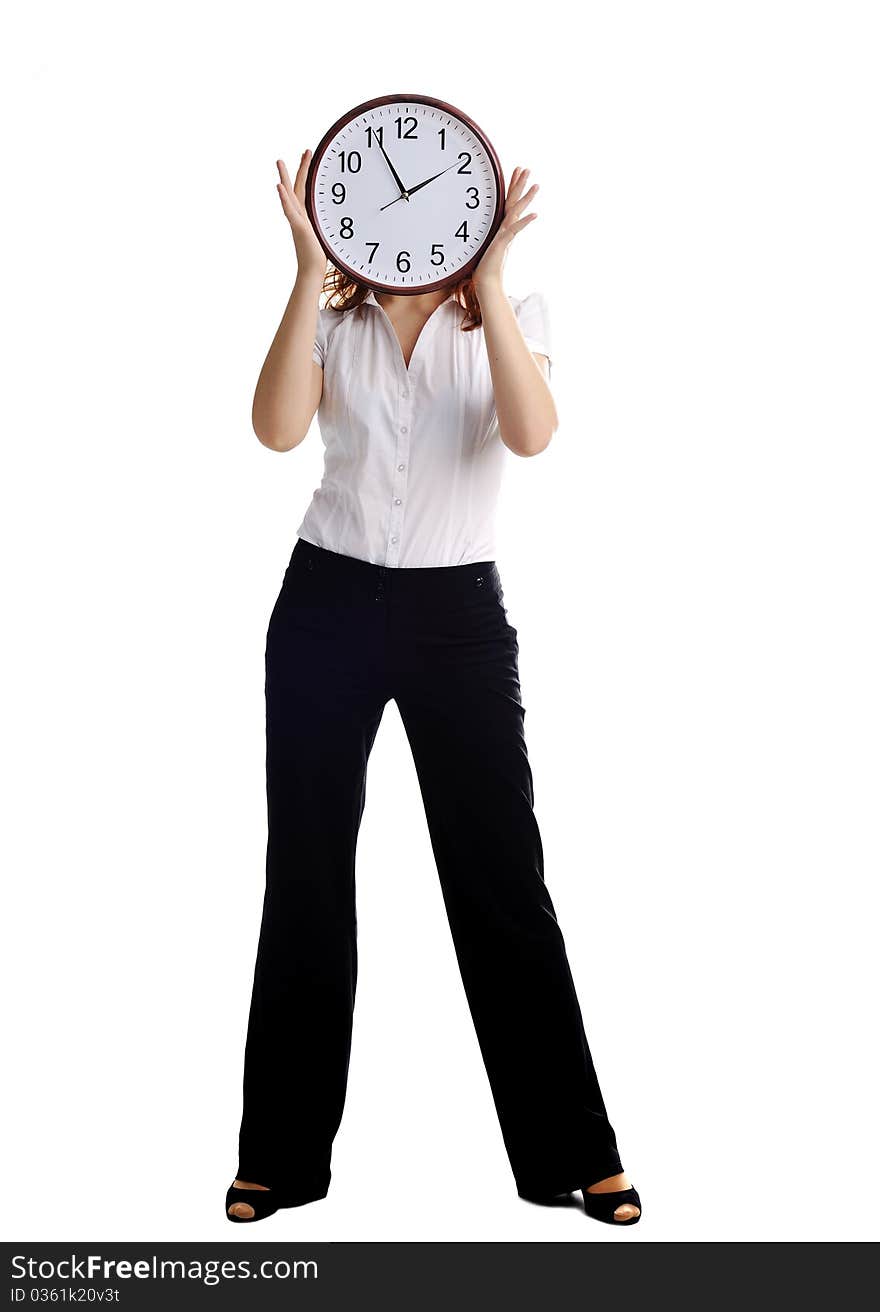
[320,264,483,332]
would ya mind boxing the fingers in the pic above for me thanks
[503,166,538,224]
[276,180,294,220]
[277,151,312,205]
[507,166,535,203]
[508,185,538,222]
[496,165,538,244]
[509,211,538,233]
[292,149,312,202]
[277,152,314,225]
[276,180,306,228]
[277,158,294,193]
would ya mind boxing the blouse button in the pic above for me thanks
[400,425,408,433]
[390,535,398,544]
[397,463,405,471]
[394,497,402,505]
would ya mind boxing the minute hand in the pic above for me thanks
[376,139,409,199]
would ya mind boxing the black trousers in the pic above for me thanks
[236,538,623,1204]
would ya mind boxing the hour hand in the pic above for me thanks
[406,161,459,198]
[377,139,409,200]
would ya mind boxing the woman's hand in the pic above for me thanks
[472,166,539,293]
[276,152,327,283]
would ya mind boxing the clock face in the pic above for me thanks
[306,93,504,293]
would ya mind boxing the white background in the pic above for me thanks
[2,1,878,1244]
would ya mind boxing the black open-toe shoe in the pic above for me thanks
[225,1183,279,1224]
[582,1184,642,1226]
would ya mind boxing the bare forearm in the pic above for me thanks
[252,270,325,451]
[476,278,558,456]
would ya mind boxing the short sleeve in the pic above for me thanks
[312,308,330,368]
[513,291,552,376]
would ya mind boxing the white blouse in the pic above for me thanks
[295,286,552,568]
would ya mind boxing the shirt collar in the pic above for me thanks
[363,288,457,310]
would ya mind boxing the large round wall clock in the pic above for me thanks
[305,92,505,294]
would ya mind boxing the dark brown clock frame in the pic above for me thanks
[305,92,506,296]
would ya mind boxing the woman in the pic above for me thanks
[226,149,641,1228]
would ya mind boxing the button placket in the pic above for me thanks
[386,369,412,566]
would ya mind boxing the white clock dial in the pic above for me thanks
[307,96,503,292]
